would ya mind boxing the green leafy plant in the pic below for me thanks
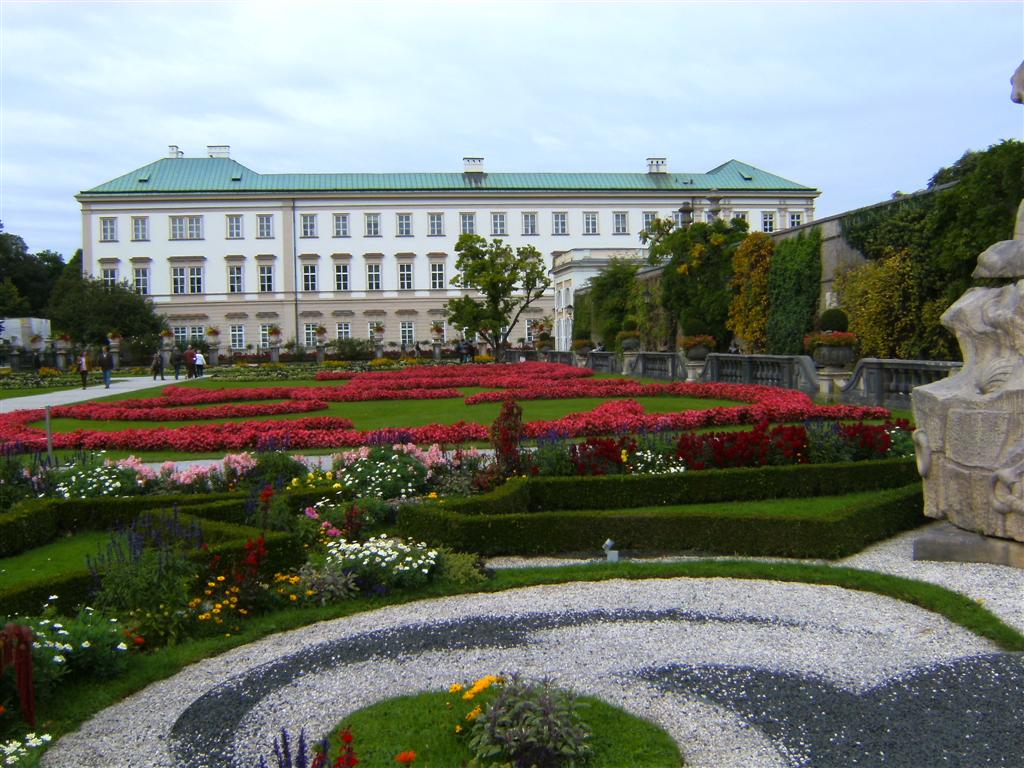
[467,674,592,768]
[728,232,774,352]
[766,228,822,355]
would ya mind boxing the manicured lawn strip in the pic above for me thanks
[18,561,1022,752]
[0,385,83,400]
[330,690,683,767]
[0,531,110,591]
[589,491,884,520]
[33,394,735,433]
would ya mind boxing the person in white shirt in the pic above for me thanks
[194,350,206,377]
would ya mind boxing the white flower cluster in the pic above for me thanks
[335,455,427,500]
[52,464,132,499]
[31,619,73,664]
[2,732,51,765]
[628,449,687,475]
[324,535,438,579]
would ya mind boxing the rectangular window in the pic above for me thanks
[552,212,567,235]
[789,212,803,228]
[336,322,351,339]
[301,213,318,238]
[171,267,186,295]
[490,212,507,236]
[259,324,272,348]
[133,267,150,295]
[400,321,415,346]
[460,212,475,235]
[131,216,149,241]
[302,263,318,292]
[673,210,686,229]
[613,211,628,235]
[762,212,775,233]
[170,215,203,240]
[430,262,446,290]
[398,262,413,291]
[99,217,117,242]
[257,214,274,239]
[428,212,444,236]
[258,264,274,293]
[188,266,204,294]
[230,324,245,350]
[396,213,412,237]
[705,211,718,224]
[583,211,599,235]
[365,213,380,237]
[333,213,349,237]
[522,212,537,236]
[733,211,749,223]
[172,326,188,345]
[366,263,381,290]
[226,214,243,239]
[525,319,535,343]
[189,325,205,342]
[334,263,350,291]
[101,267,117,287]
[227,265,243,293]
[303,323,318,348]
[642,211,657,232]
[367,322,378,340]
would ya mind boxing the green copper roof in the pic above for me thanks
[81,157,816,196]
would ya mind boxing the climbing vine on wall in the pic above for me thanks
[727,232,774,353]
[765,228,822,355]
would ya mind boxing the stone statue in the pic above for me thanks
[910,61,1024,547]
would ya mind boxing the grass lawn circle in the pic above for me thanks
[321,686,684,767]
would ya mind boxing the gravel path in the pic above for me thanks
[41,553,1024,768]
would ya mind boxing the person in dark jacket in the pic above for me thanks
[151,350,165,380]
[171,346,183,379]
[99,346,114,389]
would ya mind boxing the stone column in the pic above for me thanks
[432,342,442,361]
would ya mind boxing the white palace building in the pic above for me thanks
[78,146,819,352]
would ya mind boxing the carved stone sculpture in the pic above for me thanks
[911,65,1024,542]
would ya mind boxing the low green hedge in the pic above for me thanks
[0,511,304,617]
[397,484,925,559]
[526,458,917,511]
[0,487,328,557]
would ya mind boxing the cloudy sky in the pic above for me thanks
[1,0,1022,260]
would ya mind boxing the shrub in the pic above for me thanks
[728,232,774,352]
[766,228,822,355]
[333,447,429,500]
[321,535,438,591]
[468,674,592,768]
[817,308,849,332]
[246,451,308,490]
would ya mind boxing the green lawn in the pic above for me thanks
[0,384,82,400]
[0,530,109,591]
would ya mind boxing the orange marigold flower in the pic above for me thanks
[395,751,417,764]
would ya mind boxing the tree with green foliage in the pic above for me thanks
[585,259,639,346]
[727,232,774,352]
[0,223,65,316]
[766,228,822,355]
[444,234,551,351]
[838,140,1023,359]
[645,217,748,350]
[0,278,31,317]
[47,273,164,348]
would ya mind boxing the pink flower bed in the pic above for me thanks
[0,362,891,452]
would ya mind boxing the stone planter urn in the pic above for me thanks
[685,344,710,361]
[620,337,640,352]
[812,345,856,368]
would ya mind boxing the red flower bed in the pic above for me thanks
[0,361,893,452]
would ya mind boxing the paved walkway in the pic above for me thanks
[0,375,178,412]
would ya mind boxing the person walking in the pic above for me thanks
[151,350,165,381]
[99,345,114,389]
[184,345,197,379]
[194,349,206,378]
[77,350,89,389]
[171,346,183,379]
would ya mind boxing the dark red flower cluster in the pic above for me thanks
[676,421,808,470]
[51,399,328,422]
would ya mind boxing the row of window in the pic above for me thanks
[173,319,538,351]
[116,261,450,295]
[99,210,804,242]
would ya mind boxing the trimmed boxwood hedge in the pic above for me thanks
[398,484,924,559]
[0,487,328,558]
[0,510,304,617]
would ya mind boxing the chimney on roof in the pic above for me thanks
[463,156,484,174]
[207,145,230,158]
[647,157,667,174]
[168,145,184,159]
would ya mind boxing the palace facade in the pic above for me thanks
[78,147,819,352]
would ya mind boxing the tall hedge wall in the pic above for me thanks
[766,228,822,355]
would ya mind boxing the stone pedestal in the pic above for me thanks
[208,345,220,367]
[375,343,384,359]
[912,198,1024,546]
[270,345,280,363]
[913,522,1024,568]
[315,344,326,364]
[432,342,442,361]
[55,350,68,371]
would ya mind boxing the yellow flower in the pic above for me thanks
[326,471,334,480]
[466,705,482,721]
[216,575,226,582]
[332,482,342,489]
[449,683,464,694]
[454,725,462,733]
[289,594,298,601]
[620,449,628,462]
[305,590,315,597]
[428,492,438,499]
[239,609,248,616]
[207,582,216,588]
[291,478,300,487]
